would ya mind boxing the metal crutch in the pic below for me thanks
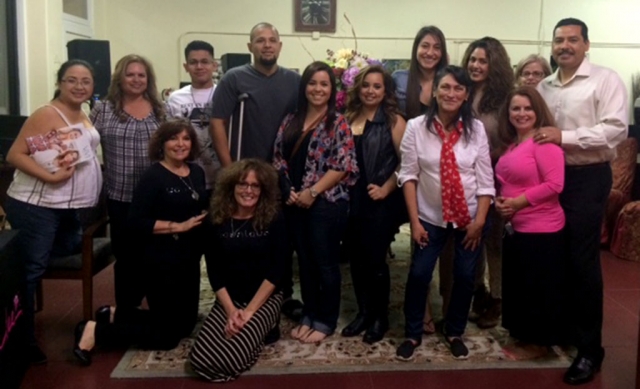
[227,93,249,161]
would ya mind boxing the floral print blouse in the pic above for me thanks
[273,113,359,202]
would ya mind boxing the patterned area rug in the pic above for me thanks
[111,225,571,378]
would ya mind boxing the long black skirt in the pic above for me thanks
[502,229,569,345]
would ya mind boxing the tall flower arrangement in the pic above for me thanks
[326,49,382,111]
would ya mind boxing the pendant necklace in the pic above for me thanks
[179,175,200,201]
[190,85,214,125]
[230,218,251,238]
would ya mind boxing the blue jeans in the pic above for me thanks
[289,198,348,335]
[4,197,82,344]
[404,220,484,339]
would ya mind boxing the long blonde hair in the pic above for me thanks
[106,54,165,122]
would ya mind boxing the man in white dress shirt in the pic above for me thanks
[536,17,628,385]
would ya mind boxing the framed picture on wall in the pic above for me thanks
[294,0,337,33]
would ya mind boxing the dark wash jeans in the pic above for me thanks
[404,220,485,339]
[287,197,348,335]
[4,196,82,344]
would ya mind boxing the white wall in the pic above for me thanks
[21,0,640,113]
[20,0,67,113]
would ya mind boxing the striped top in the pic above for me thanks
[7,105,103,209]
[90,100,160,202]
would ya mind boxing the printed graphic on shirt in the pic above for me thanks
[166,86,220,188]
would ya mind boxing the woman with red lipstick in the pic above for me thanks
[341,65,406,343]
[460,37,513,329]
[495,87,567,359]
[72,119,207,366]
[273,61,358,343]
[189,159,287,382]
[91,54,165,312]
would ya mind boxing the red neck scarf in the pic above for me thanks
[433,118,472,228]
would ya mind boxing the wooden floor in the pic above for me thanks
[20,250,640,389]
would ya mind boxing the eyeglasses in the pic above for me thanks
[61,78,93,87]
[236,182,261,192]
[521,71,545,79]
[187,59,215,67]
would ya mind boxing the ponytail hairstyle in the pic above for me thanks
[52,59,95,100]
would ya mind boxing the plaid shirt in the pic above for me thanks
[90,101,161,202]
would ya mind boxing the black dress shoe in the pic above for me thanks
[363,318,388,344]
[563,355,602,385]
[95,305,111,325]
[73,321,92,366]
[341,314,370,337]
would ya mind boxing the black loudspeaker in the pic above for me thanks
[66,40,111,99]
[221,53,251,73]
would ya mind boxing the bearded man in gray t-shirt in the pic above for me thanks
[210,22,300,165]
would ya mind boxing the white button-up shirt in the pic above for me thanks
[537,58,628,166]
[398,116,495,228]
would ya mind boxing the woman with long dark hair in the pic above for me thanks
[393,25,449,334]
[396,66,494,360]
[5,60,102,364]
[341,65,406,343]
[459,37,513,328]
[273,61,358,343]
[392,26,449,119]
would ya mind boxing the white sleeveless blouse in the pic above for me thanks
[7,105,103,209]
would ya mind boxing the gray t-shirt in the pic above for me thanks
[211,64,300,161]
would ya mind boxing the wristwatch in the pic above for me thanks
[309,187,319,198]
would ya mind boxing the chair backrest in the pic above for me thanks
[611,138,639,195]
[77,189,108,236]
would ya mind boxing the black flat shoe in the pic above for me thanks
[73,321,92,366]
[363,318,388,344]
[95,305,111,325]
[341,314,370,337]
[563,355,603,385]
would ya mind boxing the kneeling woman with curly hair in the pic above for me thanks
[189,158,287,382]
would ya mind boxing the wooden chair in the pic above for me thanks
[35,199,114,320]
